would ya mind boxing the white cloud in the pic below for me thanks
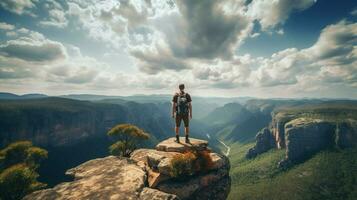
[276,29,284,35]
[40,8,68,28]
[0,26,103,85]
[0,22,15,30]
[247,0,316,30]
[0,0,38,16]
[188,20,357,91]
[0,0,355,98]
[0,37,67,62]
[351,8,357,16]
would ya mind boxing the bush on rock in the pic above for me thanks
[169,150,213,179]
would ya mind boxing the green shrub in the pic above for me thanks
[109,141,135,156]
[0,141,48,171]
[169,150,214,179]
[0,164,46,200]
[107,124,150,157]
[0,141,48,199]
[170,151,197,179]
[0,141,32,169]
[25,146,48,168]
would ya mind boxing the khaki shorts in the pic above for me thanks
[175,114,189,127]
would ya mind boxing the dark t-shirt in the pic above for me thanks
[172,92,192,103]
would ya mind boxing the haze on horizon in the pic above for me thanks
[0,0,356,99]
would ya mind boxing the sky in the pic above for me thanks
[0,0,356,98]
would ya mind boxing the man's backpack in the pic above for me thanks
[177,93,189,115]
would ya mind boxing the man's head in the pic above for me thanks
[179,83,185,91]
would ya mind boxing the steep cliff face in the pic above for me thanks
[0,98,174,148]
[247,107,357,168]
[0,98,127,147]
[246,128,275,159]
[24,138,231,200]
[284,118,335,160]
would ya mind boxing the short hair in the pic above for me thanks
[179,84,185,90]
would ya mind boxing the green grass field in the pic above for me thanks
[227,142,357,200]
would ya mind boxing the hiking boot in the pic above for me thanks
[185,136,190,143]
[175,135,180,143]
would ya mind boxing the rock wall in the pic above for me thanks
[24,137,231,200]
[0,98,174,148]
[270,112,296,149]
[246,128,275,159]
[247,112,357,168]
[284,118,335,161]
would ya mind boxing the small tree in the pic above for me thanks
[0,141,48,170]
[0,164,45,200]
[0,141,48,200]
[107,124,150,157]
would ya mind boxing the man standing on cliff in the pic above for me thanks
[172,83,192,143]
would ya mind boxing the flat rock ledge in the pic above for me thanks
[24,137,230,200]
[156,137,209,153]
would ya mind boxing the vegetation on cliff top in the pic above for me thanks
[107,124,150,157]
[0,141,48,200]
[169,149,214,180]
[227,142,357,200]
[273,101,357,122]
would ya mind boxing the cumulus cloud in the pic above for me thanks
[0,22,15,31]
[0,0,38,16]
[0,38,66,62]
[247,0,316,29]
[1,0,355,98]
[304,20,357,61]
[66,0,252,74]
[166,0,250,59]
[257,21,357,89]
[130,39,190,74]
[40,9,68,28]
[189,20,357,91]
[0,56,38,79]
[0,25,104,85]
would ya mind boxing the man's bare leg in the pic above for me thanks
[175,127,180,143]
[184,127,190,143]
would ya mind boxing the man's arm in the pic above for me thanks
[189,102,192,119]
[172,102,176,118]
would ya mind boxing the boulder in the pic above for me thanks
[156,137,208,153]
[139,188,179,200]
[157,161,230,199]
[147,168,170,188]
[131,149,180,169]
[209,153,225,170]
[190,176,231,200]
[157,157,172,175]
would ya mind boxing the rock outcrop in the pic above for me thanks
[24,137,230,200]
[246,128,275,159]
[284,118,335,161]
[247,110,357,168]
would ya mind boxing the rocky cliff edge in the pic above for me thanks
[24,137,231,200]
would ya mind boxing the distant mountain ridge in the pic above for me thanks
[0,92,47,99]
[206,99,357,144]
